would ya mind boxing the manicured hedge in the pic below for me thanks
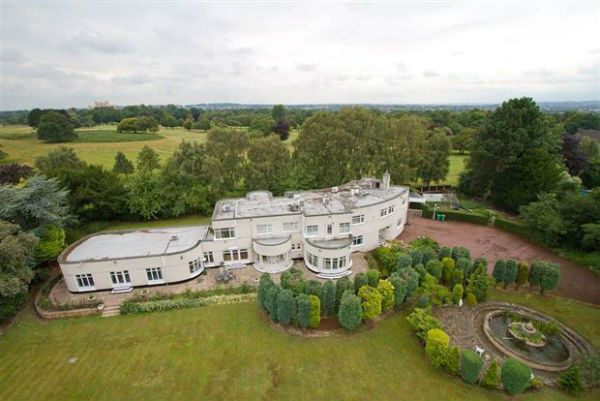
[120,293,256,315]
[501,358,532,395]
[494,217,532,239]
[460,349,484,384]
[442,209,491,225]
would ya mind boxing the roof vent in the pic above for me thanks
[323,198,330,206]
[299,199,304,207]
[222,204,231,213]
[170,234,179,241]
[331,186,338,193]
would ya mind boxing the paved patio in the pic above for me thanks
[50,253,368,307]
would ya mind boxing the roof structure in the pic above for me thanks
[212,178,408,221]
[62,226,209,262]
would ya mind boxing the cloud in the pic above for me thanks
[73,30,133,54]
[423,70,439,78]
[296,63,318,72]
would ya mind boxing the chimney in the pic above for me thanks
[382,172,391,190]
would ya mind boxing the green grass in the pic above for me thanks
[555,249,600,275]
[0,124,208,169]
[447,154,467,185]
[1,293,597,401]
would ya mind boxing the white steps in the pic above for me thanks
[101,305,121,318]
[316,270,353,280]
[111,286,133,294]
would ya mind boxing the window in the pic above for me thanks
[326,224,333,235]
[215,227,235,239]
[203,251,214,264]
[305,225,318,237]
[324,258,332,270]
[352,215,364,225]
[352,235,364,246]
[323,256,347,270]
[339,256,347,268]
[339,222,350,233]
[189,259,202,274]
[146,267,163,282]
[380,208,388,217]
[76,273,94,289]
[388,205,395,214]
[223,249,248,262]
[307,252,318,267]
[110,271,130,286]
[256,224,272,234]
[283,222,299,232]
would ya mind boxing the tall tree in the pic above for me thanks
[272,104,286,121]
[459,98,562,211]
[245,136,290,195]
[35,147,85,177]
[204,128,249,194]
[36,112,77,142]
[137,146,160,173]
[561,133,587,176]
[418,131,451,185]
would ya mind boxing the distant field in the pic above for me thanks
[0,124,208,168]
[447,153,466,185]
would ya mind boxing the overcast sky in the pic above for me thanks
[1,1,599,110]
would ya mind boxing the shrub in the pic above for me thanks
[373,247,395,273]
[406,307,441,341]
[296,294,310,329]
[410,236,439,250]
[425,328,450,368]
[425,259,443,280]
[276,289,294,326]
[528,261,545,287]
[120,293,255,315]
[281,268,306,295]
[495,217,532,238]
[516,261,529,289]
[452,284,464,304]
[366,269,380,287]
[266,286,280,321]
[466,292,477,306]
[397,254,413,271]
[447,346,460,375]
[473,257,487,271]
[579,355,600,389]
[389,273,408,306]
[410,250,423,266]
[414,263,427,279]
[540,263,560,294]
[335,276,353,310]
[401,268,420,295]
[492,260,506,284]
[337,290,363,331]
[438,246,452,260]
[450,268,464,288]
[452,246,470,261]
[559,365,583,395]
[308,295,321,328]
[322,280,336,317]
[466,268,495,302]
[377,279,395,311]
[258,273,274,310]
[456,257,472,276]
[481,360,501,388]
[529,376,544,391]
[501,358,532,395]
[418,294,430,307]
[305,279,323,299]
[421,247,438,264]
[358,285,382,319]
[354,273,368,293]
[460,349,484,384]
[504,259,518,288]
[441,257,456,284]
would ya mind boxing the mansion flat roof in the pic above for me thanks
[213,178,408,220]
[62,226,209,263]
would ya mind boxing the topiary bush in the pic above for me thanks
[456,257,472,276]
[296,293,310,329]
[540,263,561,295]
[452,246,470,261]
[366,269,380,287]
[425,328,450,368]
[322,280,336,317]
[504,259,518,288]
[481,359,501,388]
[358,285,382,319]
[452,284,464,304]
[460,349,484,384]
[438,246,452,260]
[258,273,274,310]
[450,268,464,288]
[441,257,456,284]
[308,295,321,328]
[276,289,294,326]
[337,290,363,331]
[492,260,506,284]
[528,261,545,287]
[266,286,280,321]
[401,268,420,296]
[397,254,413,271]
[421,247,438,265]
[389,273,408,306]
[281,267,306,295]
[447,346,460,375]
[425,259,443,280]
[354,273,368,293]
[466,292,477,306]
[335,276,353,309]
[377,279,395,311]
[410,249,423,267]
[501,358,532,395]
[305,279,323,299]
[516,261,529,289]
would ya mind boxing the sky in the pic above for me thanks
[1,1,599,110]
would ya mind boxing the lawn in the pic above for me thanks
[447,153,467,185]
[1,293,597,401]
[0,124,208,169]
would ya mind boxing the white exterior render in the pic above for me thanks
[58,174,409,292]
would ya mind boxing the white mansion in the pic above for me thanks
[58,173,409,293]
